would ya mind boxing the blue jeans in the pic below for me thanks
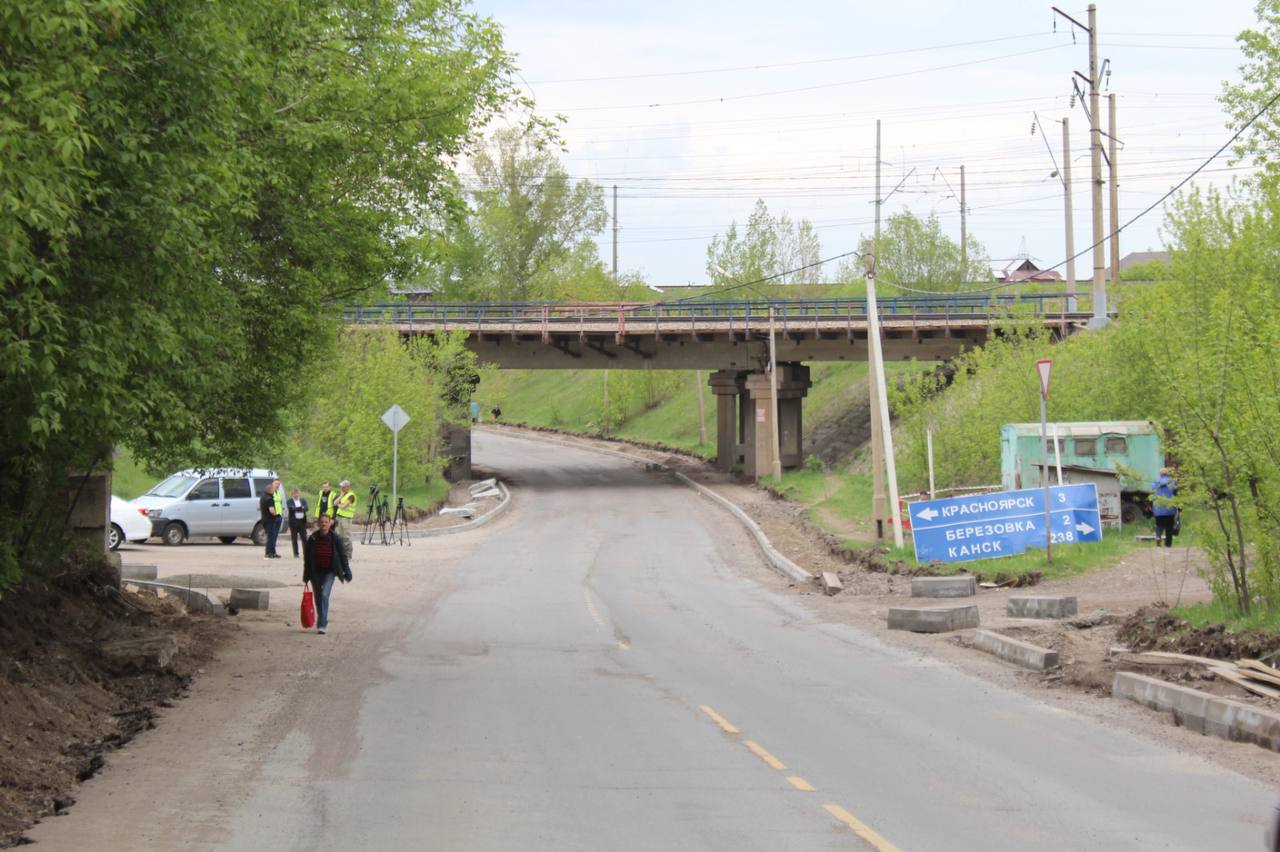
[264,516,280,556]
[314,572,336,629]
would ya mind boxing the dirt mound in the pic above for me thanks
[1117,605,1280,660]
[0,562,230,846]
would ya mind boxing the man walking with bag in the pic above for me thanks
[303,514,351,635]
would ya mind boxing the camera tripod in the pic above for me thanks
[360,487,410,546]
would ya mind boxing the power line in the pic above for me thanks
[890,88,1280,296]
[539,45,1070,112]
[526,32,1057,84]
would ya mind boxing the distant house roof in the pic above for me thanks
[1105,250,1171,278]
[993,258,1062,283]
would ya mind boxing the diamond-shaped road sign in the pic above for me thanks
[1036,359,1052,400]
[381,404,410,434]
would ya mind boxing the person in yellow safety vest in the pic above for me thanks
[315,481,337,520]
[271,479,285,537]
[332,481,358,534]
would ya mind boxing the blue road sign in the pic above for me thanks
[908,483,1103,564]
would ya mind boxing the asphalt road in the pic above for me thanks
[30,430,1278,850]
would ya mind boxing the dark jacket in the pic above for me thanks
[287,497,309,528]
[303,529,352,585]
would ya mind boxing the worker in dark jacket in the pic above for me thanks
[303,514,351,634]
[1152,467,1178,547]
[286,487,309,558]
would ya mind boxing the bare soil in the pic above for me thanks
[0,558,231,847]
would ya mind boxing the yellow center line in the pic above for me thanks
[698,704,740,734]
[823,803,902,852]
[785,776,815,792]
[743,740,787,771]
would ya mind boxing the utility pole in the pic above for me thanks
[1086,4,1106,327]
[767,307,783,481]
[959,165,967,280]
[1062,116,1077,311]
[869,120,887,539]
[865,244,903,549]
[1052,3,1105,326]
[611,184,619,281]
[1108,93,1120,288]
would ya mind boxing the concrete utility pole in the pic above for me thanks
[1108,93,1120,288]
[767,307,783,481]
[865,244,903,549]
[695,370,708,446]
[1087,4,1107,327]
[869,120,887,539]
[959,165,967,279]
[1052,3,1105,326]
[1062,116,1077,311]
[612,184,619,281]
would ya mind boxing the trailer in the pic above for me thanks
[1000,420,1164,524]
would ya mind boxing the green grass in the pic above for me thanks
[111,449,162,499]
[1172,599,1280,634]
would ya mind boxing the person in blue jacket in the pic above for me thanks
[1151,467,1178,547]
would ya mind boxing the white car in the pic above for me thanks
[110,495,153,550]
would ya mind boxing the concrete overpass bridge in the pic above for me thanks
[344,294,1090,477]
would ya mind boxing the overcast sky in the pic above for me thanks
[470,1,1259,285]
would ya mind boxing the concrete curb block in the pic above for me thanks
[1007,595,1078,619]
[971,629,1059,671]
[1113,671,1280,752]
[407,482,511,539]
[121,564,158,581]
[672,472,814,584]
[490,427,815,584]
[911,575,976,598]
[887,604,979,633]
[229,589,270,611]
[122,580,226,615]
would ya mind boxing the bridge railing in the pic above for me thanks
[341,293,1086,328]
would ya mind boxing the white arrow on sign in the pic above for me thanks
[916,507,939,522]
[381,404,410,434]
[1075,521,1095,535]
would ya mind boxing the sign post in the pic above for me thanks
[380,404,410,513]
[1036,359,1053,563]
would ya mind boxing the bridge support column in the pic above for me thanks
[709,370,747,471]
[743,365,812,479]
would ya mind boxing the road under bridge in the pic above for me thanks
[346,294,1091,478]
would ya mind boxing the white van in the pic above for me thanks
[131,468,279,546]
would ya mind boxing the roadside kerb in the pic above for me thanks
[409,482,511,538]
[1006,595,1078,619]
[489,427,814,584]
[911,575,975,598]
[121,564,159,581]
[229,589,270,610]
[887,604,979,633]
[1113,671,1280,752]
[122,580,226,615]
[970,629,1059,671]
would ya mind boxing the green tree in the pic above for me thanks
[0,0,514,585]
[1222,0,1280,183]
[868,209,989,294]
[705,199,822,289]
[435,124,609,300]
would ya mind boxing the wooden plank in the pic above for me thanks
[1218,668,1280,700]
[1235,659,1280,687]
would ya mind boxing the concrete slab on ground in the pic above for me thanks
[971,629,1059,671]
[887,604,979,633]
[911,575,976,598]
[229,589,270,611]
[1006,595,1078,619]
[1113,671,1280,752]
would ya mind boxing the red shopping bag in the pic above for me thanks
[300,584,316,629]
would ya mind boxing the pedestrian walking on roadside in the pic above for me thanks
[1152,467,1178,547]
[333,479,357,560]
[287,487,309,558]
[260,479,282,559]
[303,514,351,635]
[315,480,337,521]
[490,404,501,422]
